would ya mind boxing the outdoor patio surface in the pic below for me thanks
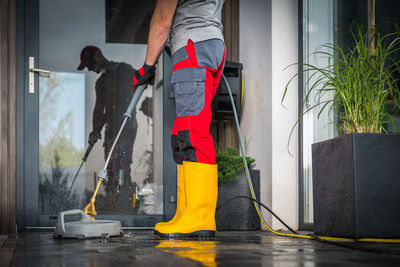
[1,230,400,266]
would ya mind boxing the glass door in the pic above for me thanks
[21,0,165,228]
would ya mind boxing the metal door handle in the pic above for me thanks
[29,56,51,93]
[30,68,51,77]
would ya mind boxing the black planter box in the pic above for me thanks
[312,133,400,238]
[216,170,260,231]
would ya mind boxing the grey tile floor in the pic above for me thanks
[1,231,400,266]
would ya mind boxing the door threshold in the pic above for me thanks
[25,226,154,230]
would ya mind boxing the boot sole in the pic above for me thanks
[154,230,215,239]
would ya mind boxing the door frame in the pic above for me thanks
[17,0,175,230]
[17,0,40,230]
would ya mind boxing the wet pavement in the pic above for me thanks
[1,231,400,266]
[0,235,7,246]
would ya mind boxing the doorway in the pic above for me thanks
[17,0,171,229]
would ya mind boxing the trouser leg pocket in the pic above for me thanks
[172,68,206,117]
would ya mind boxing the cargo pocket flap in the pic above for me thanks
[171,68,206,84]
[172,47,188,66]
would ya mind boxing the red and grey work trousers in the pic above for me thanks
[171,39,226,165]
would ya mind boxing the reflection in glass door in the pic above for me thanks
[22,0,163,228]
[38,72,85,214]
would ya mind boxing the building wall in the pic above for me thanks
[0,0,17,234]
[239,0,299,230]
[271,0,299,230]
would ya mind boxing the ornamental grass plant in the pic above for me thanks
[284,24,400,135]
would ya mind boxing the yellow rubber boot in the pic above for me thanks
[154,161,218,238]
[154,165,185,232]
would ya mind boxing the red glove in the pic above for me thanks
[133,64,156,92]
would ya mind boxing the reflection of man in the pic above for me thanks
[77,46,137,211]
[132,0,225,238]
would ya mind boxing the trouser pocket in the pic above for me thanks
[194,39,225,69]
[172,68,206,117]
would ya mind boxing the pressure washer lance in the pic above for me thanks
[83,84,147,219]
[67,144,94,195]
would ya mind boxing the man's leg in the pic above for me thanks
[171,39,225,164]
[103,134,120,212]
[155,39,225,237]
[117,129,136,211]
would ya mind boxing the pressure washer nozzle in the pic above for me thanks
[83,200,97,220]
[83,178,104,220]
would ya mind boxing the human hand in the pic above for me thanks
[88,131,101,146]
[132,64,156,92]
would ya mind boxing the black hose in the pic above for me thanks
[308,233,400,256]
[216,195,299,235]
[216,195,400,256]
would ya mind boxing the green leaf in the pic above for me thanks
[216,146,255,184]
[283,22,400,145]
